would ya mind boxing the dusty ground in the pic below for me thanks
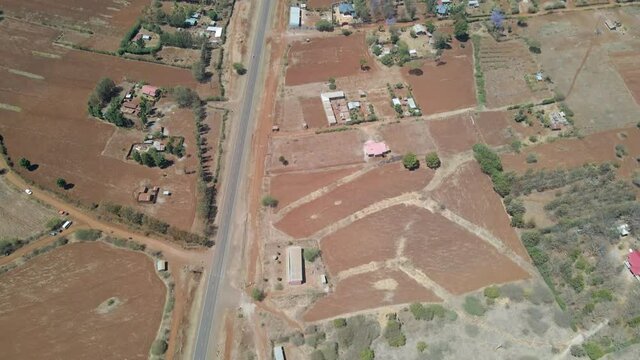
[0,241,165,360]
[0,175,57,239]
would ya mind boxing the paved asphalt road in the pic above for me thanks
[192,1,273,359]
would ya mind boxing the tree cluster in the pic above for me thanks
[131,148,170,168]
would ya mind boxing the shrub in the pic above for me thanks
[417,341,428,353]
[342,29,352,36]
[402,152,419,170]
[19,157,31,169]
[261,195,279,208]
[251,288,265,302]
[46,218,64,231]
[570,345,586,357]
[75,229,102,241]
[150,339,168,356]
[360,348,374,360]
[233,62,247,75]
[316,19,334,32]
[511,140,522,153]
[304,248,321,262]
[472,144,502,175]
[615,144,627,158]
[463,296,486,316]
[425,152,441,169]
[582,342,605,359]
[171,86,200,108]
[484,286,501,299]
[56,178,67,188]
[383,317,406,347]
[526,153,538,164]
[333,318,347,328]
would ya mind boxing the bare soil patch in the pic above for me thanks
[307,0,335,8]
[427,113,479,155]
[474,111,517,147]
[403,40,476,115]
[611,51,640,106]
[304,269,440,322]
[0,242,165,360]
[378,119,437,155]
[275,163,432,238]
[300,97,329,129]
[286,33,375,86]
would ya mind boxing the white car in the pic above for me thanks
[24,189,33,195]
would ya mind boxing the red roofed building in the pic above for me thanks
[364,140,389,157]
[625,250,640,279]
[141,85,159,98]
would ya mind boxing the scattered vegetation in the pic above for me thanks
[402,152,419,170]
[304,248,321,262]
[425,152,441,169]
[463,296,487,316]
[316,19,334,32]
[261,195,279,208]
[251,288,265,302]
[233,62,247,75]
[383,314,406,347]
[74,229,102,241]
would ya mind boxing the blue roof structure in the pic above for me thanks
[338,3,355,15]
[289,6,301,27]
[185,18,197,26]
[436,4,449,15]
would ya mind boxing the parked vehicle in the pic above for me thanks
[61,220,72,230]
[24,189,32,195]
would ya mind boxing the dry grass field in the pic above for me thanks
[0,176,56,240]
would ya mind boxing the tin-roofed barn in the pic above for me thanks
[289,6,301,28]
[287,246,304,285]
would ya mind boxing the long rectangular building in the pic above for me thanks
[287,246,304,285]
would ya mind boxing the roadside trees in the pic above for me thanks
[425,152,441,169]
[232,62,247,75]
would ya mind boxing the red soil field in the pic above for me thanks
[304,269,440,322]
[275,163,433,238]
[286,33,375,86]
[402,40,476,115]
[427,113,479,155]
[474,111,516,147]
[307,0,335,8]
[269,165,363,209]
[400,206,529,294]
[612,52,640,106]
[502,127,640,179]
[300,97,329,129]
[378,120,437,155]
[268,130,365,173]
[0,242,165,360]
[432,162,530,259]
[0,20,200,230]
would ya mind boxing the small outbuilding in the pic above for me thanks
[156,260,168,272]
[274,346,286,360]
[141,85,159,98]
[206,26,223,38]
[409,49,418,58]
[468,0,480,7]
[392,98,401,107]
[338,3,355,15]
[407,98,417,110]
[185,18,198,27]
[347,101,361,110]
[412,24,428,35]
[289,6,302,27]
[363,140,390,157]
[619,224,631,237]
[287,246,304,285]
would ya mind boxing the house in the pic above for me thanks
[618,224,631,237]
[347,101,361,110]
[141,85,159,98]
[468,0,480,7]
[625,250,640,280]
[153,141,165,152]
[604,19,617,30]
[137,185,159,203]
[436,4,449,16]
[320,91,346,126]
[274,346,286,360]
[338,3,355,15]
[185,17,198,27]
[287,246,304,285]
[392,98,401,107]
[289,6,302,27]
[412,24,428,35]
[407,98,417,110]
[156,260,168,272]
[363,140,390,157]
[409,49,418,57]
[206,26,223,38]
[142,34,152,41]
[121,97,141,114]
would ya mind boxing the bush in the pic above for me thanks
[615,144,627,158]
[484,286,500,299]
[425,152,441,169]
[570,345,586,357]
[251,288,265,302]
[417,341,428,353]
[342,29,352,36]
[261,195,279,208]
[233,62,247,75]
[304,248,321,262]
[360,348,374,360]
[56,178,67,188]
[46,217,64,231]
[19,157,31,169]
[171,86,200,108]
[383,317,406,347]
[333,318,347,328]
[192,61,207,82]
[526,153,538,164]
[463,296,486,316]
[150,339,168,356]
[316,19,334,32]
[582,342,605,359]
[402,152,419,170]
[472,144,502,175]
[75,229,102,241]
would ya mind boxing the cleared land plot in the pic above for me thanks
[502,127,640,179]
[304,269,440,322]
[268,130,365,173]
[612,51,640,106]
[378,120,437,155]
[0,177,57,239]
[432,162,530,259]
[0,20,200,230]
[307,0,334,8]
[300,97,328,129]
[0,242,165,360]
[403,40,476,115]
[477,36,550,108]
[286,33,375,86]
[269,165,363,209]
[427,113,479,155]
[275,163,433,238]
[474,111,516,147]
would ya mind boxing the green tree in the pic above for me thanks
[454,18,469,41]
[360,348,375,360]
[131,150,142,164]
[192,61,207,82]
[316,19,334,32]
[141,151,155,167]
[484,286,500,299]
[150,339,168,356]
[251,287,265,301]
[19,157,31,169]
[354,0,371,22]
[94,77,116,105]
[402,152,419,170]
[261,195,279,208]
[304,248,321,262]
[171,86,200,108]
[425,21,436,34]
[56,178,67,188]
[425,152,441,169]
[233,62,247,75]
[405,0,417,19]
[426,0,438,14]
[433,31,451,50]
[380,53,394,66]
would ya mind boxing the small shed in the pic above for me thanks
[274,346,286,360]
[412,24,428,35]
[436,4,449,16]
[604,19,617,30]
[468,0,480,7]
[363,140,390,157]
[409,49,418,57]
[206,26,223,38]
[626,249,640,280]
[407,98,417,110]
[347,101,361,110]
[619,224,631,237]
[289,6,302,27]
[156,260,168,272]
[338,3,355,15]
[185,18,198,27]
[287,246,304,285]
[321,274,328,284]
[392,98,401,107]
[142,34,152,41]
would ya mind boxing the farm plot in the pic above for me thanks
[473,111,517,147]
[0,19,200,230]
[402,40,476,115]
[303,269,440,322]
[377,120,437,157]
[477,36,550,108]
[432,162,530,259]
[269,165,363,209]
[0,242,165,360]
[611,51,640,106]
[427,113,479,155]
[275,163,432,239]
[502,126,640,179]
[268,130,365,173]
[307,0,335,9]
[300,97,332,129]
[286,33,375,86]
[0,177,57,240]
